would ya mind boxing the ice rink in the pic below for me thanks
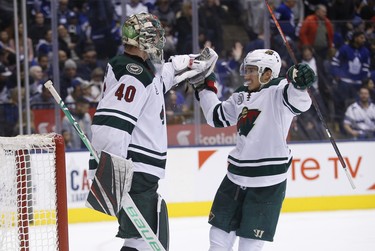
[69,209,375,251]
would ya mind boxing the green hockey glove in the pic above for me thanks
[193,72,217,101]
[286,63,316,90]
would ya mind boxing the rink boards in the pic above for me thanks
[64,141,375,223]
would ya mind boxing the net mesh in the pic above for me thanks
[0,134,60,251]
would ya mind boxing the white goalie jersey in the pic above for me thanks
[199,78,312,187]
[91,53,176,179]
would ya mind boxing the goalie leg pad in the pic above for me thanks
[85,151,134,216]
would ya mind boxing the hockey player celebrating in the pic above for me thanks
[192,49,316,251]
[89,13,217,251]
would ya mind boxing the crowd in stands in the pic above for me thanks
[0,0,375,148]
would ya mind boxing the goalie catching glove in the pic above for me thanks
[171,47,218,85]
[286,63,316,90]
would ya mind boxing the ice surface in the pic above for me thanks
[68,209,375,251]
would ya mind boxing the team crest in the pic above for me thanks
[237,107,261,136]
[126,63,143,75]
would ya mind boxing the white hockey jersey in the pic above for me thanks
[91,53,175,179]
[199,78,312,187]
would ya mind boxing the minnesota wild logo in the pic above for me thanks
[237,107,261,136]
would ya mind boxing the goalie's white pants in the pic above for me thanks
[209,226,265,251]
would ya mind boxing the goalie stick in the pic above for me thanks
[265,0,356,189]
[44,80,167,251]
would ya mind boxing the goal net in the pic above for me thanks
[0,133,69,251]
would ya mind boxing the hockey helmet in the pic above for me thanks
[122,13,166,62]
[240,49,281,80]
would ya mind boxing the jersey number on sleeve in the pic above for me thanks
[115,83,136,102]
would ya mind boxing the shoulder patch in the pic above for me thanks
[126,63,143,75]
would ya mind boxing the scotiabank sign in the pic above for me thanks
[167,124,237,146]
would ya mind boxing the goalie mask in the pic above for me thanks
[122,13,166,64]
[240,49,281,85]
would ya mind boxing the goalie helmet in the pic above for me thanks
[122,13,166,63]
[240,49,281,80]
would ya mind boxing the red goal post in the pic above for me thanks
[0,133,69,251]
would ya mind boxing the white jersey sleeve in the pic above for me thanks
[281,82,312,115]
[199,89,238,127]
[161,62,175,93]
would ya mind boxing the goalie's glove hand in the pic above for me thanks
[88,154,97,180]
[171,47,218,85]
[193,72,217,101]
[286,63,316,90]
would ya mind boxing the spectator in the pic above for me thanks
[289,111,326,141]
[114,0,149,18]
[58,24,79,60]
[60,59,78,100]
[36,54,52,81]
[362,77,375,101]
[152,0,176,26]
[328,0,356,38]
[87,0,118,59]
[76,48,106,81]
[9,23,35,64]
[62,97,92,149]
[0,63,12,103]
[272,0,297,41]
[343,86,375,139]
[160,19,176,60]
[165,90,189,124]
[65,77,87,105]
[29,65,44,96]
[301,45,334,121]
[198,0,227,56]
[65,10,87,58]
[0,30,16,55]
[215,41,244,100]
[30,85,55,109]
[244,29,265,54]
[271,0,300,72]
[240,0,265,39]
[35,29,53,58]
[174,2,194,54]
[58,49,68,73]
[0,87,25,136]
[174,2,206,54]
[299,4,334,61]
[88,67,104,102]
[57,0,74,27]
[331,31,371,124]
[29,12,50,48]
